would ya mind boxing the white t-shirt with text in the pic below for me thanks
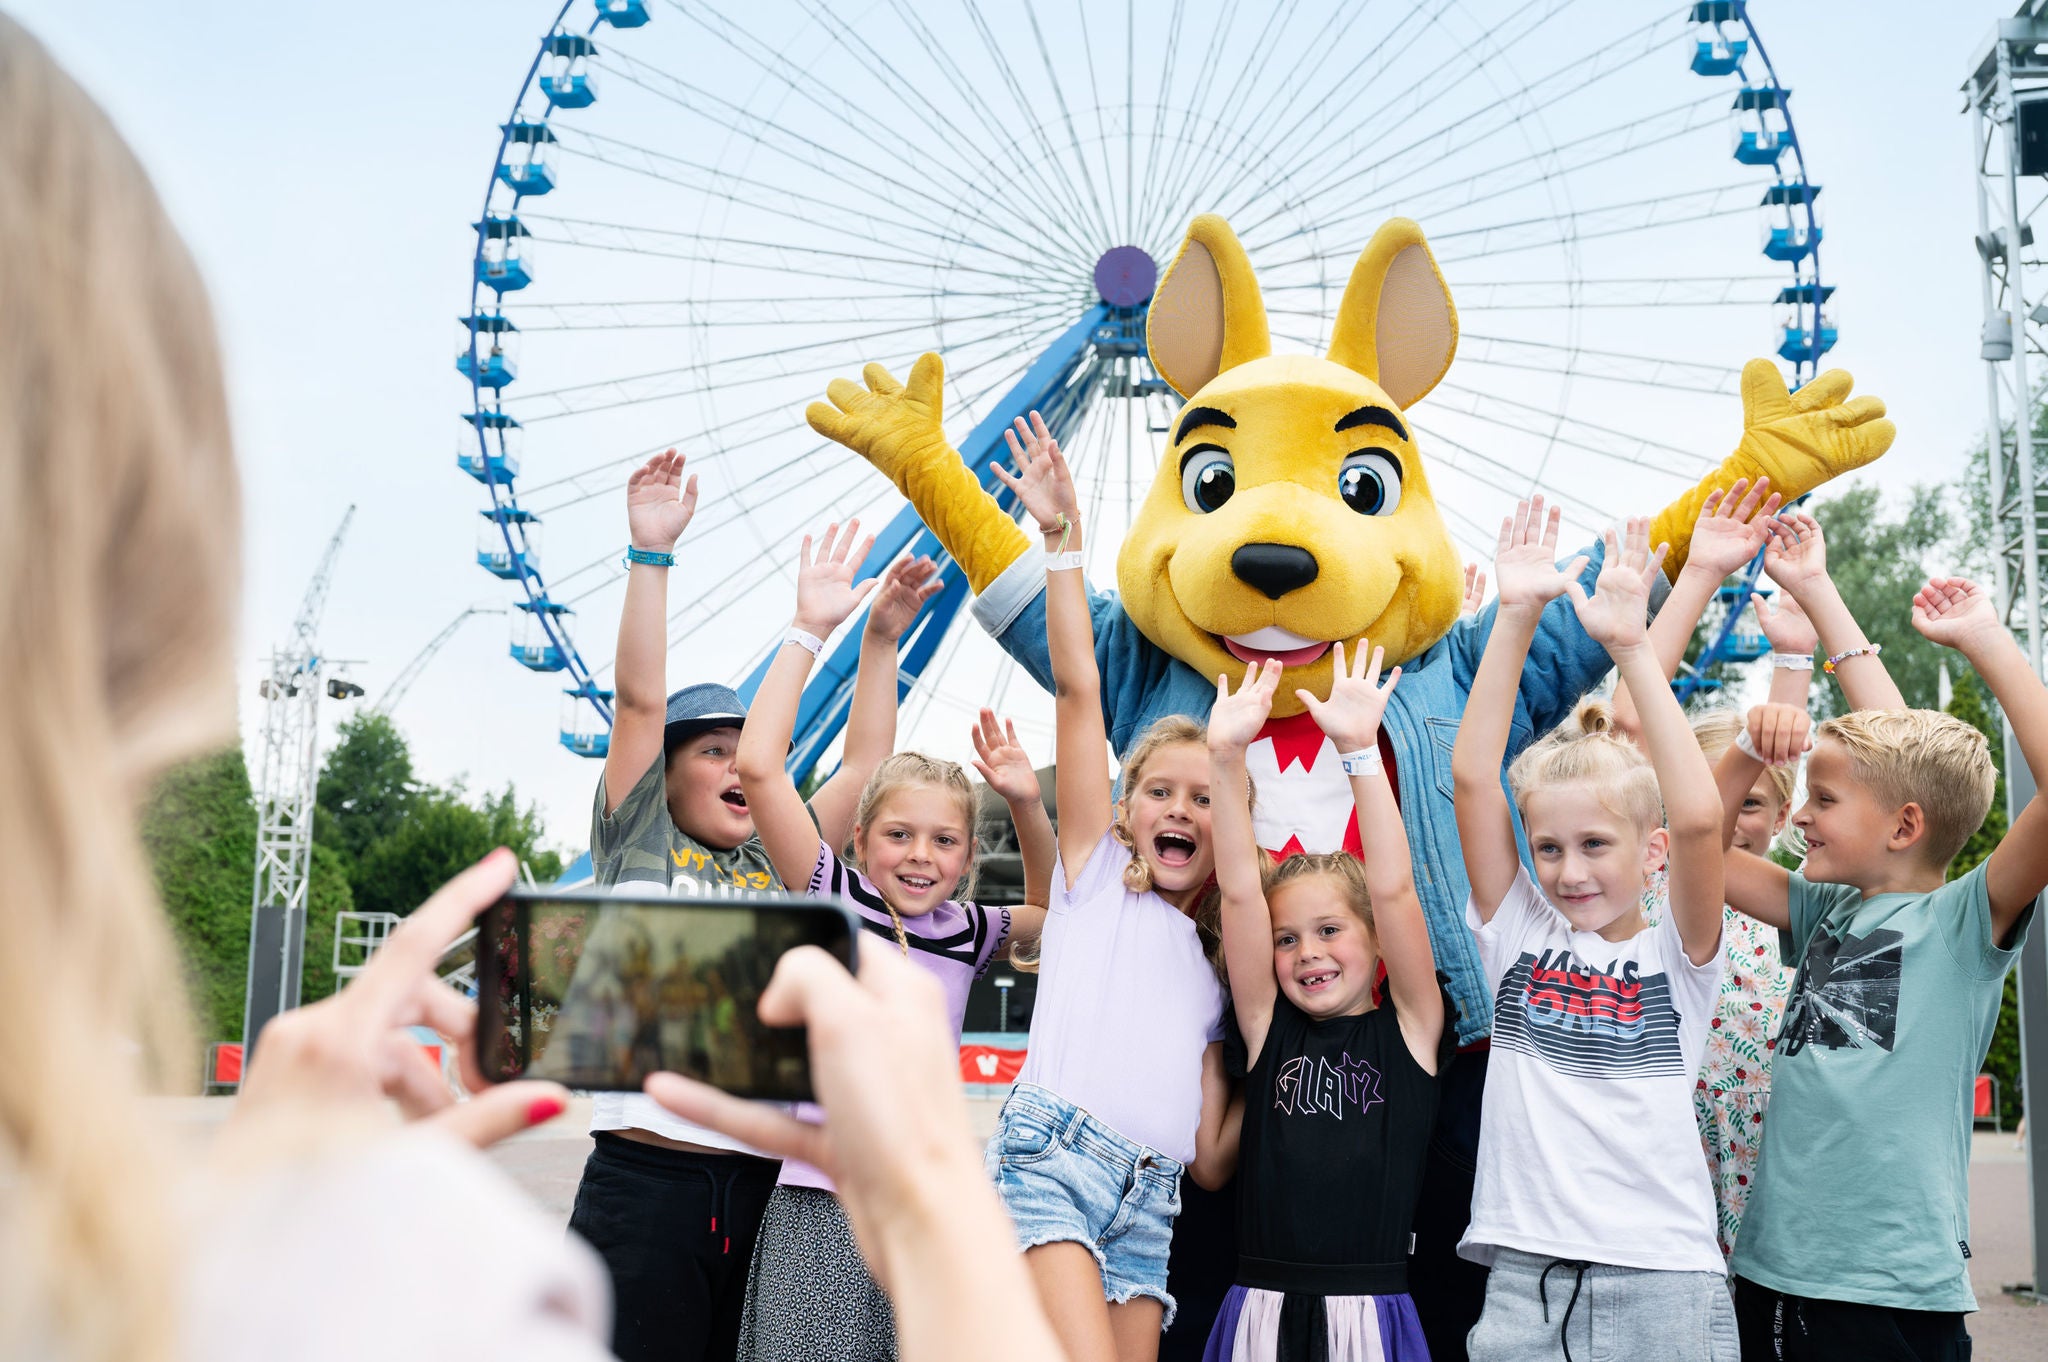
[1459,865,1725,1274]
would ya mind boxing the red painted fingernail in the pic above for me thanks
[527,1097,565,1125]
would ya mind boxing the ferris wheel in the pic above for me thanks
[458,0,1834,777]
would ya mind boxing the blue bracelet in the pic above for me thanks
[623,546,676,569]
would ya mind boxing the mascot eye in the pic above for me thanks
[1179,448,1236,514]
[1338,450,1402,516]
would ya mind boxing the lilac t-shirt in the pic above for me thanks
[1015,831,1225,1166]
[779,840,1010,1191]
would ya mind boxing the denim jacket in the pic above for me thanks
[969,539,1629,1044]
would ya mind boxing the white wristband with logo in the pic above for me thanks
[1338,747,1384,777]
[1770,652,1814,672]
[783,627,826,658]
[1045,551,1086,573]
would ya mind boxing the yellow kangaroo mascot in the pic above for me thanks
[810,212,1890,1050]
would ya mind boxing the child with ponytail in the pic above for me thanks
[986,413,1237,1362]
[734,519,1053,1362]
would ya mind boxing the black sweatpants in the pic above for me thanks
[567,1132,782,1362]
[1734,1276,1971,1362]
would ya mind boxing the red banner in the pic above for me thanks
[960,1044,1026,1084]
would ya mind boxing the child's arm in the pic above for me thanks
[1453,497,1590,921]
[735,521,879,891]
[1914,578,2045,943]
[808,556,943,850]
[991,413,1110,882]
[1611,479,1779,741]
[1713,705,1808,930]
[1766,509,1905,710]
[1297,642,1444,1070]
[1188,1042,1242,1192]
[1753,589,1820,707]
[1208,660,1285,1060]
[1566,518,1724,964]
[603,451,699,813]
[969,708,1051,944]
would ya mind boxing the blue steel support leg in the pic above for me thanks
[738,304,1113,783]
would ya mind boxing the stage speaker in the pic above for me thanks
[2019,93,2048,177]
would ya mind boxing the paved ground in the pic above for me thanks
[169,1095,2048,1356]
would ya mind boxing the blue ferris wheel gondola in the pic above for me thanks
[458,0,1848,761]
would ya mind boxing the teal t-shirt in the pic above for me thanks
[1730,862,2029,1310]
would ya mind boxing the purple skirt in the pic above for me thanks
[1200,1285,1431,1362]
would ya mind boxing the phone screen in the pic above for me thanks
[475,889,856,1100]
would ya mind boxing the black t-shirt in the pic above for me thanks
[1236,992,1449,1296]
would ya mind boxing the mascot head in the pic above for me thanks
[1122,214,1463,717]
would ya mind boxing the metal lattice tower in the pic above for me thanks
[1967,0,2048,1300]
[239,507,362,1058]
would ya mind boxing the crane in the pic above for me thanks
[374,604,505,716]
[240,506,362,1059]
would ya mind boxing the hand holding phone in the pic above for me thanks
[476,889,858,1100]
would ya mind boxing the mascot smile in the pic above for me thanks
[808,212,1892,1044]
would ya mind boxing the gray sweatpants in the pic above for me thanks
[1467,1248,1738,1362]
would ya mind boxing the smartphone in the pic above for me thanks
[475,887,858,1100]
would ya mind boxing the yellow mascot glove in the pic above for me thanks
[807,352,1030,594]
[1651,360,1895,577]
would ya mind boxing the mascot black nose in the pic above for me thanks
[1231,543,1320,600]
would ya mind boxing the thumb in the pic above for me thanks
[429,1080,572,1150]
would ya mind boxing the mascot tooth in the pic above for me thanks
[808,213,1893,1044]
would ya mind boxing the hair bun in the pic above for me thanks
[1571,697,1615,736]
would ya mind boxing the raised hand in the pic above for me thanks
[1210,659,1283,754]
[625,449,700,551]
[806,353,951,480]
[792,519,879,638]
[969,709,1041,805]
[1564,516,1668,654]
[1912,576,2004,653]
[1751,589,1819,657]
[1462,563,1488,617]
[1744,703,1813,768]
[1494,496,1590,612]
[1731,361,1893,499]
[1298,640,1400,753]
[991,411,1081,541]
[1763,508,1829,601]
[865,555,943,644]
[1686,477,1782,580]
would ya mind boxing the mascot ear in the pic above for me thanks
[1326,218,1458,409]
[1147,214,1272,399]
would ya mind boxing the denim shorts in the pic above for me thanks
[982,1083,1185,1326]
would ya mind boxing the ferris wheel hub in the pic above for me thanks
[1094,245,1158,308]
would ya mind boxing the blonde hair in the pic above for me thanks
[1269,853,1375,933]
[1507,699,1663,833]
[1814,709,1996,869]
[1690,709,1797,808]
[853,751,980,951]
[0,19,240,1362]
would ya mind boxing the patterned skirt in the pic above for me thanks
[737,1185,897,1362]
[1201,1285,1431,1361]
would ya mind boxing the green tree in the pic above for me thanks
[348,783,562,918]
[317,711,419,874]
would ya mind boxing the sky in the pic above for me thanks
[11,0,2026,853]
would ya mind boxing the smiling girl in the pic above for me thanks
[1206,645,1449,1360]
[1451,501,1734,1361]
[735,520,1052,1362]
[987,414,1237,1362]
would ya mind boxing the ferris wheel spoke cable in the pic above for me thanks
[509,294,1080,329]
[1413,424,1619,526]
[552,127,1050,273]
[1129,0,1191,247]
[506,299,1079,426]
[1017,0,1121,248]
[1428,381,1714,472]
[592,51,1058,266]
[1129,0,1251,249]
[1430,276,1782,311]
[1266,93,1728,252]
[1221,2,1667,242]
[1454,333,1740,393]
[874,0,1118,271]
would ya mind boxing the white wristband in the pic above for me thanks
[1770,652,1814,672]
[1733,728,1763,762]
[1045,550,1086,573]
[1338,747,1383,776]
[783,627,826,657]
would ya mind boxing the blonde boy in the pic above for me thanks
[1716,577,2037,1362]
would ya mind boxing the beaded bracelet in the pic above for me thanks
[1823,643,1882,675]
